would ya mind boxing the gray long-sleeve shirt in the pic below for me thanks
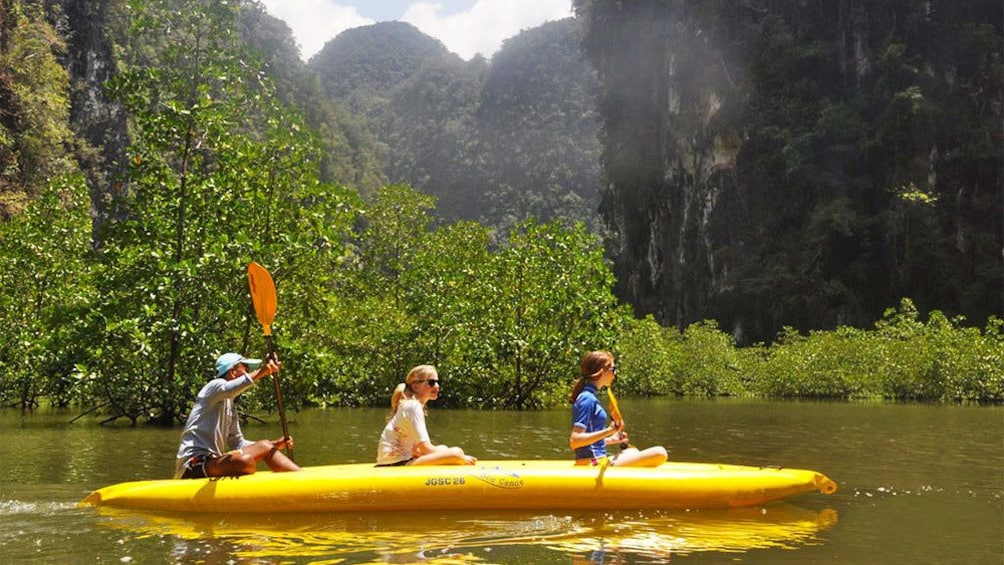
[173,375,255,478]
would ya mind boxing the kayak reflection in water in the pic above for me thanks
[174,352,301,479]
[377,364,478,467]
[569,351,668,467]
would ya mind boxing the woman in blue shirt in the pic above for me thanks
[568,351,668,467]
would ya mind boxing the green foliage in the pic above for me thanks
[82,0,356,425]
[0,3,93,412]
[751,325,873,399]
[615,298,1002,404]
[453,219,621,409]
[617,317,747,398]
[744,299,1004,402]
[304,184,438,407]
[310,185,623,410]
[0,175,94,409]
[616,315,683,396]
[675,321,746,397]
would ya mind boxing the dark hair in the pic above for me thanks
[568,351,614,403]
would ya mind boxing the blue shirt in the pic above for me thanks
[571,383,608,460]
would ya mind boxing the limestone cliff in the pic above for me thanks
[576,0,1002,343]
[48,0,127,227]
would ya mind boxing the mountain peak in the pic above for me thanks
[308,21,462,100]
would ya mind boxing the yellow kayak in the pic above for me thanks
[80,460,837,513]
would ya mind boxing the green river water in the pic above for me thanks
[1,398,1001,563]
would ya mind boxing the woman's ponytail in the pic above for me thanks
[569,350,614,403]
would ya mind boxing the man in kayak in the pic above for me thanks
[174,352,301,479]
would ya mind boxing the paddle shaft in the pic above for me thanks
[264,334,293,461]
[606,387,631,450]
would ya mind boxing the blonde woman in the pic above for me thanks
[376,365,477,466]
[569,351,668,467]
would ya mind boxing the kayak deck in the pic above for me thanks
[81,460,837,513]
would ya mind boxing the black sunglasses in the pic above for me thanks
[416,379,441,387]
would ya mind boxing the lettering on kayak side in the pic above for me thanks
[424,476,466,486]
[422,467,525,489]
[466,466,525,490]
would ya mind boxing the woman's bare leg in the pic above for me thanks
[612,446,668,467]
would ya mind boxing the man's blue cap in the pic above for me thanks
[215,352,262,377]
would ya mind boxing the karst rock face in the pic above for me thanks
[577,0,1002,343]
[52,0,128,227]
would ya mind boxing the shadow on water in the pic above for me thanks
[88,504,838,563]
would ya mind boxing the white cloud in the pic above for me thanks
[259,1,574,62]
[259,1,374,61]
[403,0,573,60]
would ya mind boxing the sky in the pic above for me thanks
[259,0,574,62]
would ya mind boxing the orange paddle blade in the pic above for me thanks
[247,262,277,336]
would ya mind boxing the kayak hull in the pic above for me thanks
[80,460,837,513]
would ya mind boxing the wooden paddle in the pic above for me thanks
[247,261,294,462]
[606,386,632,450]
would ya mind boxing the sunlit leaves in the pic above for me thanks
[0,175,93,409]
[738,299,1004,402]
[310,184,623,409]
[87,0,356,424]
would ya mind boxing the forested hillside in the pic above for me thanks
[472,19,602,232]
[307,19,602,228]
